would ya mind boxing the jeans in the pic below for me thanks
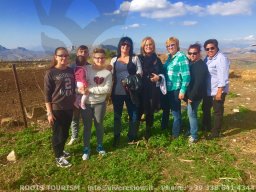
[202,93,226,136]
[161,90,181,137]
[187,100,201,140]
[80,102,106,148]
[70,107,80,139]
[112,94,138,141]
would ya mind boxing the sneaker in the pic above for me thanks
[63,151,71,159]
[188,136,198,144]
[82,147,90,160]
[67,138,77,146]
[56,156,71,168]
[96,144,106,156]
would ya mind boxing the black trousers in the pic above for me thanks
[52,110,73,158]
[202,93,226,136]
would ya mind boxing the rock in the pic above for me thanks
[7,150,16,162]
[1,117,23,128]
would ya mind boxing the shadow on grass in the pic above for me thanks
[222,109,256,136]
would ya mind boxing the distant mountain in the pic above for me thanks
[0,45,51,61]
[98,44,117,51]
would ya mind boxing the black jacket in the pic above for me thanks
[186,59,208,101]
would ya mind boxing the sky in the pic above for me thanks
[0,0,256,52]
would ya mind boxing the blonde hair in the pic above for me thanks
[140,37,156,55]
[166,37,180,51]
[92,48,106,56]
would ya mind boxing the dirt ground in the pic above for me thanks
[0,66,46,121]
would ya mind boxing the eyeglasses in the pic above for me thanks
[206,47,215,51]
[188,52,198,55]
[56,54,69,58]
[121,43,131,47]
[166,43,175,48]
[93,57,106,60]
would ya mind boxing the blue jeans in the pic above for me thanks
[161,90,181,137]
[187,100,201,140]
[112,94,138,141]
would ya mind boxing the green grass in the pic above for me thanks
[227,91,239,99]
[0,109,255,191]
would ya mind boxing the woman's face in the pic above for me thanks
[93,53,106,67]
[55,49,69,66]
[144,39,154,55]
[205,43,217,59]
[120,41,131,55]
[166,41,178,55]
[188,48,200,62]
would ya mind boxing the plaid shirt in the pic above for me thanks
[163,51,190,94]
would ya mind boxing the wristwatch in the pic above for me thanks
[46,112,53,116]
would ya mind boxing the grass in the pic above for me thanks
[0,108,256,191]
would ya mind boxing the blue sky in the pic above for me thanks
[1,0,256,51]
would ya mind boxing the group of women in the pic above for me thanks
[44,36,230,168]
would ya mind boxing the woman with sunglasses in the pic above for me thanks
[161,37,190,139]
[110,36,142,146]
[185,43,208,143]
[202,39,230,140]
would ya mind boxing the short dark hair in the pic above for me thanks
[188,43,201,53]
[204,39,219,51]
[117,36,134,58]
[77,45,88,51]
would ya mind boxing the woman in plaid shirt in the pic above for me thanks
[161,37,190,139]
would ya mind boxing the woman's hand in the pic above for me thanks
[47,113,55,125]
[150,73,160,82]
[179,93,185,100]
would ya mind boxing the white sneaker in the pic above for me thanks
[63,151,71,159]
[56,157,71,168]
[67,138,76,146]
[188,136,198,144]
[96,145,106,156]
[82,148,90,160]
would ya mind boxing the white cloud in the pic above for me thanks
[206,0,254,16]
[122,23,141,30]
[118,0,204,19]
[182,21,198,26]
[115,0,255,19]
[243,35,256,41]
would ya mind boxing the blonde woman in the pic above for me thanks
[137,37,163,140]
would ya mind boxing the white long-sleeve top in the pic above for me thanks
[85,65,112,104]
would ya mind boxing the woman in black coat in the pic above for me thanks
[138,37,163,140]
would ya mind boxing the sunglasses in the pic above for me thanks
[166,43,176,48]
[121,43,131,47]
[188,52,198,55]
[56,54,69,58]
[206,47,215,51]
[93,57,106,60]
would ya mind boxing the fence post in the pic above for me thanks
[12,64,28,128]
